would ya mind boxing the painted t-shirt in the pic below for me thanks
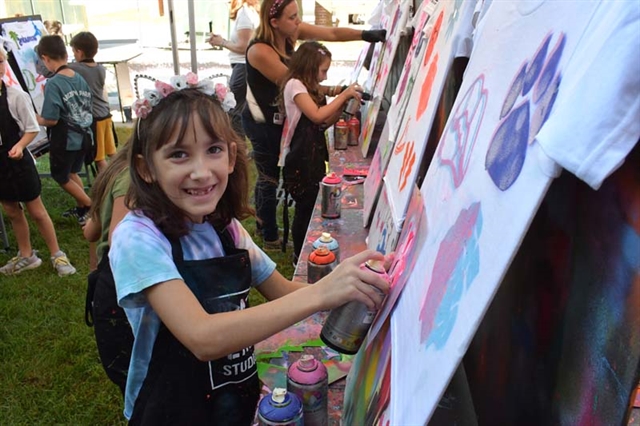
[278,78,308,167]
[228,4,259,65]
[40,72,93,150]
[110,213,276,419]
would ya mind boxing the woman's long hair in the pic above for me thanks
[254,0,296,59]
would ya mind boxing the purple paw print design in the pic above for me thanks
[485,32,566,191]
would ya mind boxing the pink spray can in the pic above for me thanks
[287,354,329,426]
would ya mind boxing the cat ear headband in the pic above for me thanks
[132,72,236,120]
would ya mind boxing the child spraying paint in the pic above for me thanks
[278,41,363,263]
[109,73,389,424]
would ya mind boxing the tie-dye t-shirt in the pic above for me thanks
[109,212,276,419]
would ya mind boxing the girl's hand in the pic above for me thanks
[8,145,24,160]
[313,249,390,311]
[343,83,363,102]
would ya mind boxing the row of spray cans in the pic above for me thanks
[334,91,371,150]
[257,354,329,425]
[307,232,340,284]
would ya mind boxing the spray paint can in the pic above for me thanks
[347,115,360,146]
[320,172,342,219]
[287,354,329,426]
[307,246,337,284]
[312,232,340,263]
[257,387,304,425]
[320,259,389,354]
[334,118,348,150]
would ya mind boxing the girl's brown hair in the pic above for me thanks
[127,89,254,239]
[254,0,296,59]
[279,41,331,110]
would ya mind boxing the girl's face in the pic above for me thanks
[317,57,331,83]
[146,113,237,224]
[271,1,301,38]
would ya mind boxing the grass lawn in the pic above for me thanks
[0,124,294,424]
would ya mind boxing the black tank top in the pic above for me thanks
[245,39,292,123]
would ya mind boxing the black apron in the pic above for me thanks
[0,81,41,202]
[129,226,259,426]
[46,65,93,164]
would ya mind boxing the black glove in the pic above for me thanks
[362,29,387,43]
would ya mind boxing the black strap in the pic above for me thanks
[54,64,70,75]
[282,191,290,253]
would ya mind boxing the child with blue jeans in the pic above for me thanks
[36,34,93,225]
[111,74,389,424]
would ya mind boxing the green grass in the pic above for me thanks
[0,124,294,424]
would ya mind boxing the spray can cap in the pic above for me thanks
[322,172,342,185]
[297,354,319,371]
[309,246,336,264]
[271,387,288,404]
[337,118,347,125]
[320,232,333,243]
[365,259,386,274]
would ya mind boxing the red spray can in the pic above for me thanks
[347,115,360,146]
[287,354,329,426]
[307,246,337,284]
[334,118,348,150]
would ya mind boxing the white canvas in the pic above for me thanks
[384,0,475,230]
[389,1,619,423]
[359,0,412,158]
[366,182,401,255]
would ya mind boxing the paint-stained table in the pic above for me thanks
[255,143,372,424]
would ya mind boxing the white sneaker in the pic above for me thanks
[51,251,77,277]
[0,251,43,275]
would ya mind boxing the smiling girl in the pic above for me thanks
[109,75,389,424]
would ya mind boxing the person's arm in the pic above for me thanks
[83,217,101,242]
[294,83,362,125]
[209,28,253,55]
[246,42,289,84]
[297,23,387,43]
[37,114,58,127]
[145,249,389,361]
[107,197,129,247]
[7,131,37,160]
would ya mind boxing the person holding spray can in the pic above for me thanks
[321,259,391,354]
[278,41,362,264]
[109,78,391,424]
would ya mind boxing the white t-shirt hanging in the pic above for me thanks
[228,4,259,65]
[535,1,640,190]
[278,79,308,167]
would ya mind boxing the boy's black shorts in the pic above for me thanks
[50,148,86,185]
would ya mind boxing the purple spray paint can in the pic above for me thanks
[312,232,340,263]
[257,387,304,425]
[287,354,329,426]
[320,259,389,354]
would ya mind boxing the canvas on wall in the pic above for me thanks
[384,0,475,230]
[343,185,427,425]
[359,0,412,158]
[389,1,640,424]
[1,17,48,112]
[361,0,437,227]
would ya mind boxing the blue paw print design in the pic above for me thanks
[485,33,566,191]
